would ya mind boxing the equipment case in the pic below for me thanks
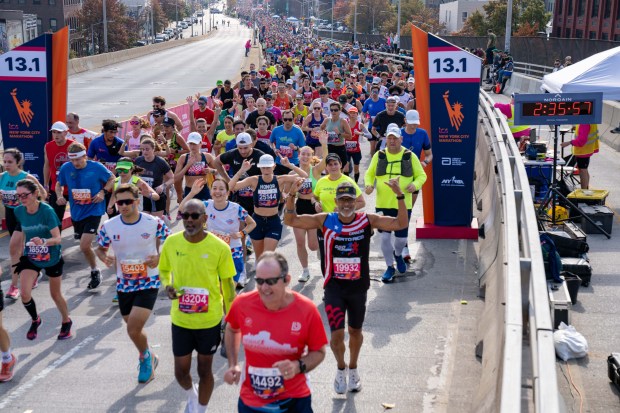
[608,353,620,391]
[544,230,589,257]
[580,205,614,235]
[548,280,571,330]
[560,255,593,287]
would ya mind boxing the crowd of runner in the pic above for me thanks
[0,9,434,413]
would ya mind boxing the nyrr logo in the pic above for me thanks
[442,90,464,131]
[10,88,34,127]
[441,176,465,187]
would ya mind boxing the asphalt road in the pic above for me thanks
[0,22,487,412]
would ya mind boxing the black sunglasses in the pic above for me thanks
[255,275,285,286]
[181,212,203,220]
[330,109,340,112]
[283,118,294,121]
[116,199,136,206]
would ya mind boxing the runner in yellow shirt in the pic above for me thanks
[159,199,237,413]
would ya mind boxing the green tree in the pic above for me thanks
[521,0,550,31]
[346,0,393,34]
[457,10,486,35]
[78,0,137,53]
[458,0,549,37]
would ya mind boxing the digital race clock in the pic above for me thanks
[513,92,603,126]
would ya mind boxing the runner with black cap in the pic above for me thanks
[284,179,408,394]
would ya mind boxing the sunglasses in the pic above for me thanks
[330,109,340,112]
[255,275,285,286]
[116,168,131,174]
[16,192,32,200]
[283,118,294,121]
[130,120,140,125]
[105,129,118,132]
[313,107,321,110]
[180,212,203,220]
[153,114,161,118]
[116,199,136,206]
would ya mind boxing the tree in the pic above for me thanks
[77,0,137,54]
[521,0,550,32]
[457,0,550,37]
[457,10,486,36]
[346,0,393,34]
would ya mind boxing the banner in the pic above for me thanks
[0,28,68,181]
[427,35,481,226]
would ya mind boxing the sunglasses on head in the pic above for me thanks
[255,275,285,286]
[116,199,135,206]
[181,212,202,220]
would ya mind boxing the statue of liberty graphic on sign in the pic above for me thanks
[443,91,464,131]
[11,88,34,127]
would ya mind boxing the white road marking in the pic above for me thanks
[0,335,95,409]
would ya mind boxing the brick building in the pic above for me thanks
[552,0,620,41]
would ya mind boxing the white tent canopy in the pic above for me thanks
[287,17,299,22]
[541,46,620,100]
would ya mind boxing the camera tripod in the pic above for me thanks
[536,125,611,239]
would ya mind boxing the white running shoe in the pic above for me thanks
[334,368,347,394]
[402,246,411,262]
[184,383,199,413]
[348,368,362,392]
[298,268,310,282]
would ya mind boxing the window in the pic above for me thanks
[50,18,57,32]
[575,29,583,38]
[37,18,42,34]
[568,0,573,15]
[589,31,597,39]
[18,0,24,3]
[556,28,562,37]
[461,12,468,23]
[604,0,611,18]
[49,0,55,4]
[558,0,563,14]
[565,28,572,37]
[577,0,586,16]
[33,0,41,3]
[592,0,599,17]
[602,33,609,40]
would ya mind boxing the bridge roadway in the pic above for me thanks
[0,28,617,412]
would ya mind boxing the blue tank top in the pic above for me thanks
[306,114,324,144]
[253,176,281,208]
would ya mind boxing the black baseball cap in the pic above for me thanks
[325,153,341,164]
[162,118,175,127]
[336,182,356,199]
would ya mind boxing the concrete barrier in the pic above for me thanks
[502,72,620,152]
[68,32,215,76]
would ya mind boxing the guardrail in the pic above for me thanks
[475,89,561,412]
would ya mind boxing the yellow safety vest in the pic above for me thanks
[573,124,599,157]
[508,105,529,134]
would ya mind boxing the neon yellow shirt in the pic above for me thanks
[364,148,427,209]
[216,130,235,154]
[159,232,236,329]
[313,174,361,213]
[267,66,277,76]
[292,105,308,121]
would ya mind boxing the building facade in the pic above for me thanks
[552,0,620,41]
[0,9,38,50]
[439,0,489,34]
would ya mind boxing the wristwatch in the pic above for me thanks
[298,359,307,374]
[396,194,405,200]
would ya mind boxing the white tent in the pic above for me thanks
[541,46,620,100]
[287,17,299,22]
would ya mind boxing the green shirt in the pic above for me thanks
[313,174,361,213]
[14,202,62,267]
[364,148,427,210]
[159,231,236,329]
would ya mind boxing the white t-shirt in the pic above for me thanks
[204,200,248,250]
[67,128,97,146]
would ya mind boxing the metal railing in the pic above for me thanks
[478,89,561,412]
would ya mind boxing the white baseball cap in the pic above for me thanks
[50,121,68,132]
[286,79,294,85]
[372,77,381,84]
[186,132,202,145]
[407,77,415,83]
[236,132,252,146]
[386,124,401,138]
[257,154,275,168]
[406,110,420,125]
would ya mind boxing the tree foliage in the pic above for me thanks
[345,0,393,34]
[77,0,137,53]
[457,0,550,37]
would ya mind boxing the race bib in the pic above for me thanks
[104,162,117,173]
[212,231,231,245]
[248,366,285,399]
[333,257,361,280]
[26,244,50,263]
[71,188,91,205]
[178,287,209,313]
[142,176,154,187]
[187,161,206,176]
[327,131,339,144]
[279,145,293,158]
[298,178,312,195]
[238,186,254,197]
[1,190,19,207]
[120,259,148,280]
[258,188,278,207]
[346,141,358,151]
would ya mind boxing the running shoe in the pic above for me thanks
[138,351,159,384]
[184,384,199,413]
[245,238,253,256]
[348,368,362,392]
[334,368,347,394]
[298,268,311,283]
[87,269,102,290]
[394,253,407,274]
[236,274,248,289]
[5,285,19,300]
[26,316,42,340]
[32,272,42,289]
[58,319,73,340]
[402,246,411,263]
[0,354,17,382]
[382,266,396,283]
[112,294,119,303]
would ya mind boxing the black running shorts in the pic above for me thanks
[323,284,367,331]
[171,323,221,357]
[117,288,159,317]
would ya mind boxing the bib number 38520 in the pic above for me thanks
[248,366,285,399]
[178,287,209,313]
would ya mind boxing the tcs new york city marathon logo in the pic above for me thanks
[10,88,35,127]
[442,90,464,131]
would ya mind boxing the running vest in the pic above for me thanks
[508,105,529,134]
[573,125,600,157]
[375,149,413,178]
[322,212,372,290]
[326,118,345,146]
[113,175,140,190]
[253,176,281,208]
